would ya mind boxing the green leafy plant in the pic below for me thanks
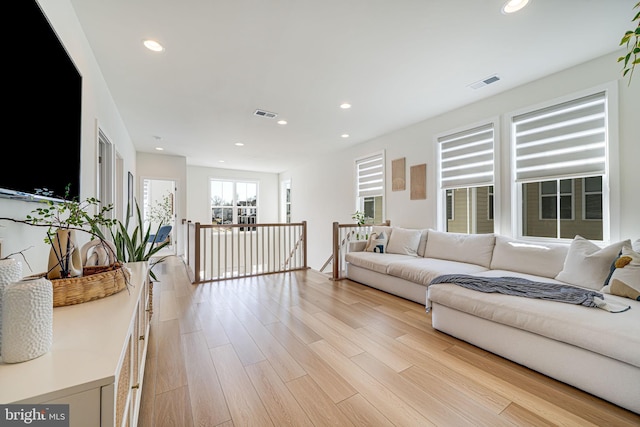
[352,211,366,226]
[618,1,640,85]
[105,199,169,280]
[147,192,173,226]
[2,186,117,278]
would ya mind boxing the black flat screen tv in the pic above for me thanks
[1,0,82,202]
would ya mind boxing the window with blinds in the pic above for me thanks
[513,91,606,182]
[512,91,608,241]
[437,123,495,234]
[355,152,385,224]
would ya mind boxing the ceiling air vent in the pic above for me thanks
[468,74,501,90]
[253,109,278,119]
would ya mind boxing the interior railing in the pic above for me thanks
[182,219,307,284]
[324,220,390,280]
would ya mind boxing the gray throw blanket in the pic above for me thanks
[429,274,630,313]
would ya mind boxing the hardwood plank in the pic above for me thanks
[309,339,436,426]
[181,331,231,426]
[137,338,157,427]
[215,308,265,366]
[337,394,394,427]
[500,402,558,427]
[210,344,274,426]
[175,294,202,334]
[155,319,188,394]
[286,375,356,427]
[194,301,230,348]
[153,385,193,427]
[265,321,356,403]
[245,360,314,426]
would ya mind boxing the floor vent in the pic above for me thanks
[254,109,278,119]
[468,74,501,90]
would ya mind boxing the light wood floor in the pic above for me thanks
[138,256,640,426]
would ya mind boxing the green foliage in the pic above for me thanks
[108,199,169,280]
[147,192,173,226]
[618,2,640,85]
[352,211,366,226]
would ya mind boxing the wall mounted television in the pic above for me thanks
[1,0,82,202]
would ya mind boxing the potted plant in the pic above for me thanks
[1,186,117,279]
[618,2,640,85]
[103,199,170,281]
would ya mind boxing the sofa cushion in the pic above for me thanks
[424,230,495,268]
[386,227,422,256]
[387,258,488,286]
[344,252,415,274]
[555,236,631,290]
[601,246,640,301]
[490,236,569,279]
[416,229,429,257]
[427,283,640,368]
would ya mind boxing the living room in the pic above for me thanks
[1,0,639,425]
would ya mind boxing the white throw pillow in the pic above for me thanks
[424,229,495,268]
[385,227,422,256]
[490,235,569,279]
[364,231,389,253]
[555,236,631,290]
[601,246,640,301]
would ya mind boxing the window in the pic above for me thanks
[281,179,291,223]
[211,180,258,227]
[513,91,607,240]
[356,152,385,224]
[438,123,495,234]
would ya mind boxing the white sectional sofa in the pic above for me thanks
[344,227,640,414]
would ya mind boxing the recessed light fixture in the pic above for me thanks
[277,120,287,125]
[155,147,164,151]
[235,142,244,146]
[218,160,225,163]
[143,39,164,52]
[501,0,529,14]
[340,103,351,109]
[341,134,350,138]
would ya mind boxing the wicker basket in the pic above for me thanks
[29,263,130,307]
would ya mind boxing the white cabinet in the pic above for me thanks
[0,262,151,427]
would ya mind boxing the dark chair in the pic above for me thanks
[147,224,172,247]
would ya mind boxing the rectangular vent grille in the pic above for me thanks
[254,109,278,119]
[468,74,501,90]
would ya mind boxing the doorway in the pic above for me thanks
[142,178,176,254]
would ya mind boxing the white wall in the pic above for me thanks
[0,0,137,273]
[284,51,640,270]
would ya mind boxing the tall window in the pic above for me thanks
[210,180,258,226]
[356,152,385,224]
[513,91,607,241]
[438,123,495,234]
[281,179,291,223]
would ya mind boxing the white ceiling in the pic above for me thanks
[69,0,635,174]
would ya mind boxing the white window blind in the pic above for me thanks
[356,153,384,198]
[513,91,606,182]
[438,123,494,189]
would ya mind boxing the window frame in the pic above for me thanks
[435,118,499,233]
[355,151,385,224]
[509,82,619,243]
[210,179,259,226]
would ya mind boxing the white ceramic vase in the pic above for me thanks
[0,258,23,356]
[1,276,53,363]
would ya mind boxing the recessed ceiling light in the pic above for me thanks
[155,147,164,151]
[218,160,225,163]
[501,0,529,14]
[277,120,287,125]
[143,39,164,52]
[341,134,350,138]
[340,103,351,109]
[235,142,244,146]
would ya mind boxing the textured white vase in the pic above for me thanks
[1,277,53,363]
[0,258,23,356]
